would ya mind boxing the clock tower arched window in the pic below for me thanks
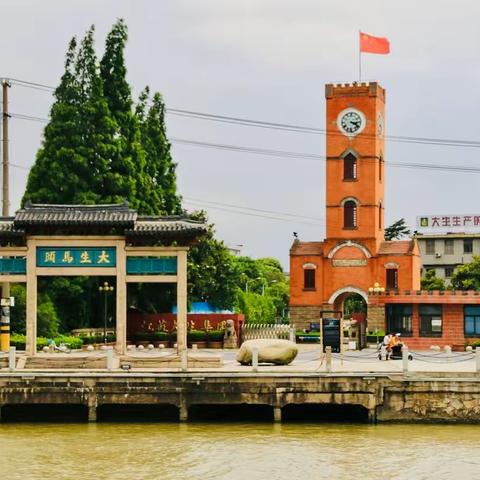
[343,153,357,180]
[344,200,357,229]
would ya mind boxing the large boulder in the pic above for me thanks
[236,339,298,365]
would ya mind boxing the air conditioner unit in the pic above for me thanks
[435,253,442,258]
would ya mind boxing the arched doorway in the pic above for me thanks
[328,287,368,315]
[328,287,368,348]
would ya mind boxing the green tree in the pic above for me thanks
[10,284,26,334]
[187,212,239,309]
[384,218,411,241]
[136,87,182,214]
[100,19,151,213]
[421,269,446,291]
[236,291,276,323]
[450,257,480,290]
[23,27,120,205]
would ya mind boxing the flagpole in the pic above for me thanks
[358,30,362,82]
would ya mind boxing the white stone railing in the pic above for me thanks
[241,324,293,341]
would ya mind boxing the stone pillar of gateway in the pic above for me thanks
[0,202,207,356]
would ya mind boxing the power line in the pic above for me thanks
[6,76,480,148]
[8,112,480,175]
[184,196,324,221]
[183,200,323,226]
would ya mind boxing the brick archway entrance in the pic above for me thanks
[329,287,368,313]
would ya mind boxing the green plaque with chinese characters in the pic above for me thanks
[36,247,116,267]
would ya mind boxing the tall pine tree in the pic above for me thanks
[136,87,182,214]
[99,19,151,213]
[23,27,120,205]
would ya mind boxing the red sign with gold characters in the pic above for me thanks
[417,215,480,231]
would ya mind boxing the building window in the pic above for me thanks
[444,239,454,255]
[379,202,382,230]
[303,269,315,290]
[343,200,357,228]
[465,306,480,336]
[343,153,357,180]
[425,240,435,255]
[464,238,473,254]
[386,304,412,336]
[386,269,398,289]
[419,305,443,337]
[444,266,454,278]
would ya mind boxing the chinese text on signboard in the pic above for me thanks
[417,215,480,231]
[36,247,116,267]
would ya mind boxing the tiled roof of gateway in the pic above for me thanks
[0,203,207,244]
[127,217,207,236]
[15,202,137,226]
[290,241,324,255]
[377,240,414,255]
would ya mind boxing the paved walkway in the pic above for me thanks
[1,345,478,375]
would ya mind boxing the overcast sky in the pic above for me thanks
[3,0,480,268]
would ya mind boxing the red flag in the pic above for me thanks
[360,32,390,54]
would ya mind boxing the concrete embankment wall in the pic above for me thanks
[1,373,480,423]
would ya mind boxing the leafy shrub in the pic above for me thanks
[55,335,84,350]
[82,334,115,345]
[9,334,83,350]
[207,329,224,341]
[154,331,169,341]
[132,332,154,342]
[295,331,320,337]
[188,329,207,341]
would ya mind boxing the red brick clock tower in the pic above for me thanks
[289,82,420,331]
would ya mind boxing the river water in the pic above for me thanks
[1,423,479,480]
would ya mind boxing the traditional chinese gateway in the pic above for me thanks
[289,82,480,349]
[0,202,207,355]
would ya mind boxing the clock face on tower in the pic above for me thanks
[337,108,366,136]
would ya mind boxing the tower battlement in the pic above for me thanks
[325,82,385,101]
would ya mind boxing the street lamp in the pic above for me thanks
[99,281,114,344]
[261,279,277,296]
[368,282,385,294]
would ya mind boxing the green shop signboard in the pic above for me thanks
[37,247,116,267]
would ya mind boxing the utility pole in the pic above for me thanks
[1,79,11,352]
[2,79,9,216]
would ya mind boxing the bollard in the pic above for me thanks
[380,345,387,361]
[325,346,332,373]
[476,348,480,373]
[289,327,295,343]
[402,346,409,374]
[8,346,15,371]
[252,346,259,373]
[107,348,114,370]
[180,349,188,372]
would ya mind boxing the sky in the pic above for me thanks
[2,0,480,268]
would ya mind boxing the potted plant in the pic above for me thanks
[188,329,207,349]
[207,329,224,349]
[132,332,153,347]
[170,330,177,348]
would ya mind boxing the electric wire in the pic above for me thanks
[8,112,480,176]
[6,77,480,149]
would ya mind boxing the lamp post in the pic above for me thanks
[261,279,277,296]
[368,282,385,295]
[99,281,114,344]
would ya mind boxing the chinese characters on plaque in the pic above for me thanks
[417,215,480,231]
[36,247,116,267]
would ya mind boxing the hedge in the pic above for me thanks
[10,333,84,351]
